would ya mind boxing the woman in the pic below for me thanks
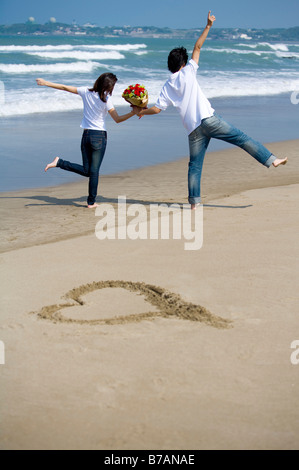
[36,73,138,208]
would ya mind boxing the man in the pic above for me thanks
[138,11,287,209]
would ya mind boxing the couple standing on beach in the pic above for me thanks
[37,11,287,210]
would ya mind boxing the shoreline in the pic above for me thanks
[1,93,298,193]
[0,139,298,254]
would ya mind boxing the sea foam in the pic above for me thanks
[0,43,147,52]
[27,51,126,60]
[0,61,101,74]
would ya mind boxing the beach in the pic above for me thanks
[1,30,299,450]
[0,139,299,450]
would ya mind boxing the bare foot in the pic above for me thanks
[191,203,201,210]
[87,203,99,209]
[272,157,288,167]
[45,157,59,172]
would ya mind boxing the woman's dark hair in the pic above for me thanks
[167,47,188,73]
[89,72,118,102]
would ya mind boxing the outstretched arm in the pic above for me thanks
[36,78,78,94]
[137,106,161,118]
[109,105,140,124]
[192,11,216,64]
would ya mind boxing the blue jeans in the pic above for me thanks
[57,129,107,205]
[188,114,276,204]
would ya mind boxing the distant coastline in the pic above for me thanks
[0,22,299,40]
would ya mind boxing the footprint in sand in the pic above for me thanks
[31,280,232,329]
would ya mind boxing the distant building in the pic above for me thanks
[83,23,98,28]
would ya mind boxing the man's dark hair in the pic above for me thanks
[167,47,189,73]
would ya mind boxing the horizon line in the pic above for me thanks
[1,22,298,30]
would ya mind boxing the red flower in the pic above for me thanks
[122,83,148,108]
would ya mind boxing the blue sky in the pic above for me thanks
[0,0,299,28]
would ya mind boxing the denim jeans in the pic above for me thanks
[188,113,276,204]
[57,129,107,205]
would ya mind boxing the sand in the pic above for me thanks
[0,140,299,450]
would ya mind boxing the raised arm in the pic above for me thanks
[36,78,78,94]
[192,11,216,64]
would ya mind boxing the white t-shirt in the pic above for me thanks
[155,59,214,135]
[77,86,115,131]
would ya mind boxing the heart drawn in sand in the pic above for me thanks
[32,280,232,329]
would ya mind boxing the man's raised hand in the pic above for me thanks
[207,11,216,27]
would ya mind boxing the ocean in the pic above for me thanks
[0,35,299,191]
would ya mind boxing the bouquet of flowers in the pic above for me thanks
[122,84,148,108]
